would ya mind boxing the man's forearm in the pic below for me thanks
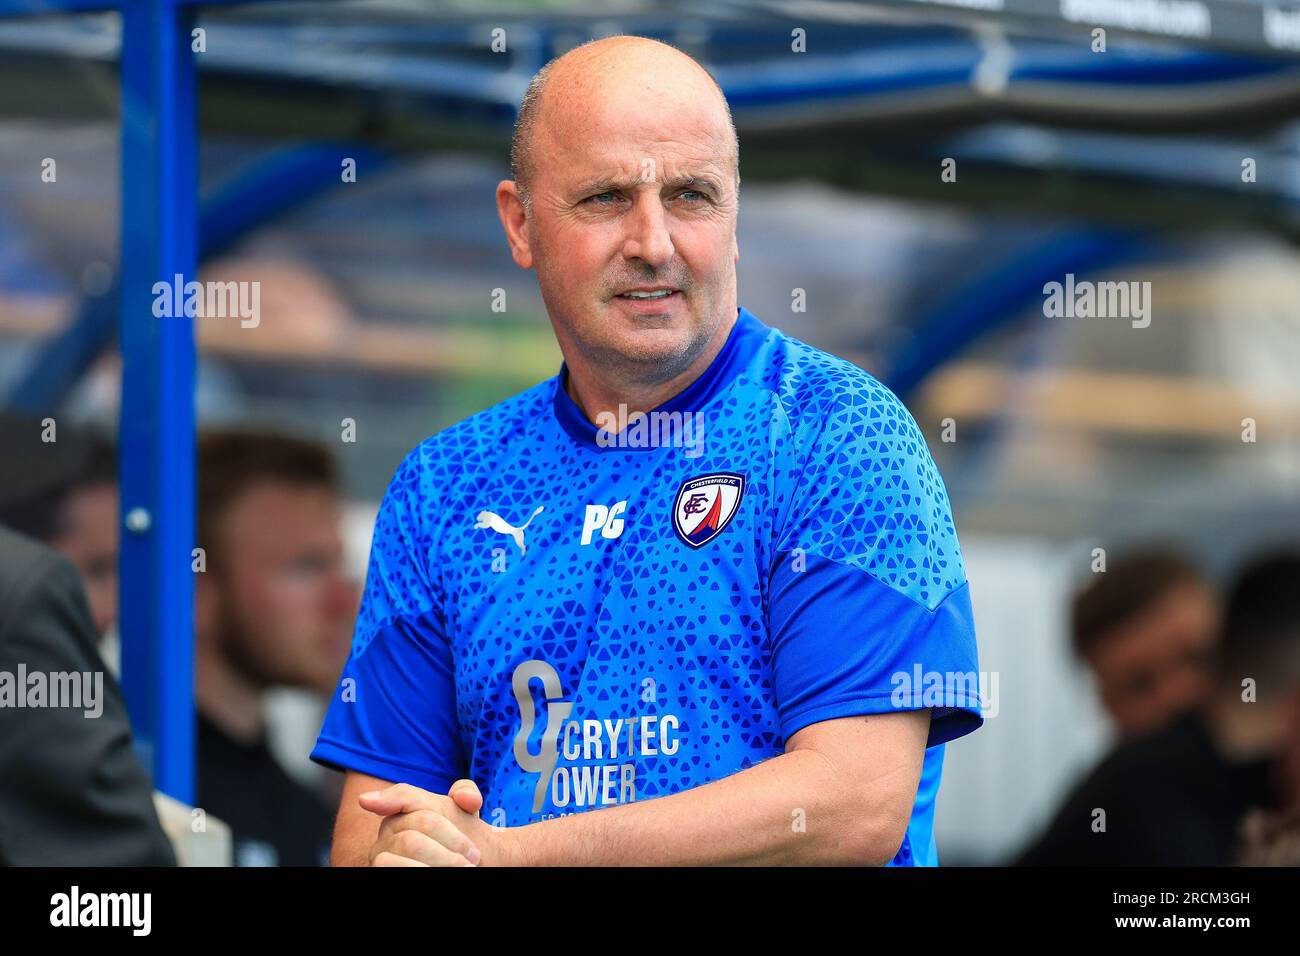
[500,748,900,866]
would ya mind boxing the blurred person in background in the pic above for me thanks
[1071,546,1220,741]
[1015,552,1299,865]
[0,413,119,655]
[195,429,355,866]
[1229,554,1300,866]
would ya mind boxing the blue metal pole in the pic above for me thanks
[0,0,116,13]
[117,0,196,804]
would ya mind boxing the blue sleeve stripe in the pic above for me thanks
[769,553,984,749]
[312,612,465,788]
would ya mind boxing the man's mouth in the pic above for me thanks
[615,288,681,302]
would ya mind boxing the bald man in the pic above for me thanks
[312,36,982,867]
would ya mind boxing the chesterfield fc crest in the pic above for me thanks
[672,472,745,548]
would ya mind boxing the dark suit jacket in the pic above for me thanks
[1012,710,1273,866]
[0,526,175,865]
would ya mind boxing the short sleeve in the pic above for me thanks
[769,378,983,748]
[310,448,466,791]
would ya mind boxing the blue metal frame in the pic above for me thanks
[0,0,199,801]
[0,0,284,9]
[0,0,358,806]
[0,0,116,11]
[886,227,1156,399]
[117,0,198,802]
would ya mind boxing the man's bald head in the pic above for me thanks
[509,36,739,212]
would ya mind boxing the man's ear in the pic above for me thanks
[496,180,534,269]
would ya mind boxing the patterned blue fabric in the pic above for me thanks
[312,305,982,865]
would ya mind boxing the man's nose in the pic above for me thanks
[622,196,674,267]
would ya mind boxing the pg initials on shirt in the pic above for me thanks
[580,500,627,545]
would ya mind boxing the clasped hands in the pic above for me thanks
[360,780,513,867]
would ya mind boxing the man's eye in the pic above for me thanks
[586,191,618,204]
[678,190,706,202]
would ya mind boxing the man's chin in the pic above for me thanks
[603,326,695,369]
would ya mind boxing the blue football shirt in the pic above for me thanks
[312,305,983,866]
